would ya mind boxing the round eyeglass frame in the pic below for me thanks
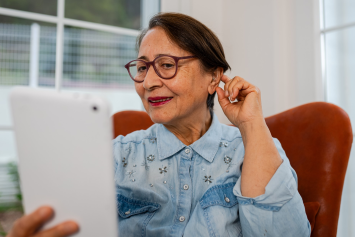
[124,55,197,83]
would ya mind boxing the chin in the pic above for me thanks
[147,110,174,124]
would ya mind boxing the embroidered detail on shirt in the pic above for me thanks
[220,142,228,147]
[122,157,128,167]
[159,166,168,174]
[204,175,213,184]
[147,154,155,162]
[224,155,232,164]
[224,155,236,173]
[126,170,136,178]
[149,138,157,143]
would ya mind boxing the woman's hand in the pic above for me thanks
[216,75,264,128]
[6,206,78,237]
[217,75,283,198]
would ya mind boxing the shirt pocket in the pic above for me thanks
[117,194,160,237]
[199,182,242,237]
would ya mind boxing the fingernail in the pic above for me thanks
[64,222,78,234]
[39,207,51,218]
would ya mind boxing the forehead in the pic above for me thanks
[138,27,186,59]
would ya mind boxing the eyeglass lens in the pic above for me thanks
[128,56,177,81]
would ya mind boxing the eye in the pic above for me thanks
[162,63,174,69]
[137,65,147,72]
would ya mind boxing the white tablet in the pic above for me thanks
[10,87,118,237]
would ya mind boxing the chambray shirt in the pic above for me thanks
[113,113,311,237]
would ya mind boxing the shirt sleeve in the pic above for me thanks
[112,135,126,178]
[233,138,311,237]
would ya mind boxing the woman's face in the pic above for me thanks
[135,27,214,124]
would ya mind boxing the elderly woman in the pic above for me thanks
[7,13,310,237]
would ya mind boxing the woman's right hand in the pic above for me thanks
[6,206,79,237]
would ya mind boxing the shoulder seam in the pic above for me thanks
[113,135,157,146]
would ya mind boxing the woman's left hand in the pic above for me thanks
[216,75,264,128]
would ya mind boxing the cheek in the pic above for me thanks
[166,74,206,107]
[135,83,149,110]
[177,68,207,97]
[169,68,194,94]
[134,83,144,99]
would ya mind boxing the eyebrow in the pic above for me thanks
[137,53,173,61]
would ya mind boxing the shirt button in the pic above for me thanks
[179,216,185,222]
[225,197,230,203]
[183,184,189,190]
[185,148,190,154]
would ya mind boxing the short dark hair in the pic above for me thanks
[137,12,231,113]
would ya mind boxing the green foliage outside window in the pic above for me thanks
[0,0,141,29]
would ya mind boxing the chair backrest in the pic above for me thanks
[112,110,154,137]
[265,102,352,237]
[112,102,353,237]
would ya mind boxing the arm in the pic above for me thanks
[216,75,310,236]
[239,118,282,197]
[233,138,310,236]
[216,75,281,197]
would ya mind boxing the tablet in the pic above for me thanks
[10,87,118,237]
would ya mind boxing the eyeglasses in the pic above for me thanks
[124,55,197,83]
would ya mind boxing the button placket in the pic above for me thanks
[170,151,193,235]
[182,146,193,160]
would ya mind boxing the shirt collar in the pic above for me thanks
[157,113,222,163]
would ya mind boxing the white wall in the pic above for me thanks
[161,0,322,124]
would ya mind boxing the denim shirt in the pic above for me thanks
[113,113,311,237]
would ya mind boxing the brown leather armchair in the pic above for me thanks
[112,102,353,237]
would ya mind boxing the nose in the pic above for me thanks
[142,64,163,91]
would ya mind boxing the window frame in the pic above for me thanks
[320,0,355,102]
[0,0,144,131]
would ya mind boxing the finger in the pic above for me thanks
[230,78,257,101]
[236,94,245,101]
[220,74,231,84]
[216,87,231,111]
[11,206,54,236]
[34,221,79,237]
[222,75,233,97]
[227,77,242,100]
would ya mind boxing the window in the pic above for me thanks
[321,1,355,236]
[0,0,160,207]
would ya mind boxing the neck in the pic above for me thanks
[163,109,212,146]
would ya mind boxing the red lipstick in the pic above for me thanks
[148,97,173,107]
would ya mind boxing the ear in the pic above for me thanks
[207,67,224,95]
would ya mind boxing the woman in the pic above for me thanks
[7,13,310,237]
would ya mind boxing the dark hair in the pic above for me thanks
[137,12,231,113]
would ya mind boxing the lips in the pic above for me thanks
[148,97,173,107]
